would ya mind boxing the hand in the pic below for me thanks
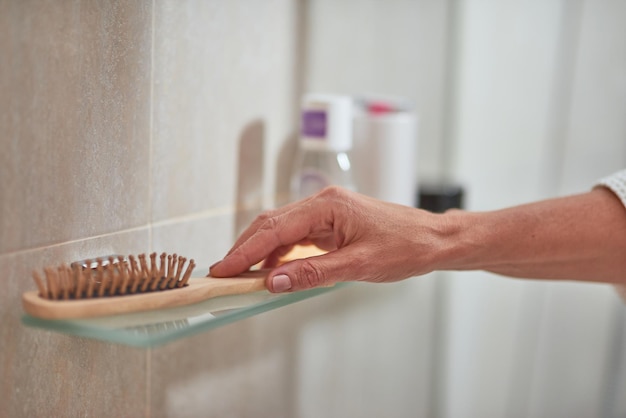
[209,186,452,292]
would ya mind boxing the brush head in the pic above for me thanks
[32,253,196,300]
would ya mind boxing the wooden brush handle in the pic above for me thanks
[22,270,268,320]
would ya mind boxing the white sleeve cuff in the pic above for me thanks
[596,169,626,209]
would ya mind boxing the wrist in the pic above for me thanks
[427,209,488,272]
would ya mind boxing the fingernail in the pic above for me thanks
[272,274,292,292]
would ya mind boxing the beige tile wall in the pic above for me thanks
[0,1,153,254]
[1,1,441,417]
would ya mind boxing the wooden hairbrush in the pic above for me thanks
[22,252,267,320]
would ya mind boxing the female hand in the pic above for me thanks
[209,186,452,292]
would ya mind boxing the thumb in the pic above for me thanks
[265,249,361,293]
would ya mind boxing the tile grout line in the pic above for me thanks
[151,204,237,228]
[146,2,156,415]
[0,204,246,260]
[147,0,155,254]
[0,226,151,259]
[146,346,152,418]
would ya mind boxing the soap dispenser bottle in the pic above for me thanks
[291,93,355,201]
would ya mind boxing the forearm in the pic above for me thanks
[437,187,626,284]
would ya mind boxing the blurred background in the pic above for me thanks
[1,0,625,417]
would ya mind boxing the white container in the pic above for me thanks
[353,105,418,207]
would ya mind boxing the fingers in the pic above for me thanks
[210,199,335,277]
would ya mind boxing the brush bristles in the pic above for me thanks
[32,253,196,300]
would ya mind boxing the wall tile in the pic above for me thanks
[0,1,152,253]
[149,311,303,418]
[0,228,150,418]
[151,0,299,221]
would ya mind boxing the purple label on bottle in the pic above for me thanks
[302,110,327,138]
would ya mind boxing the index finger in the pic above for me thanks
[225,196,315,257]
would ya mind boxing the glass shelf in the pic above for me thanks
[22,268,346,348]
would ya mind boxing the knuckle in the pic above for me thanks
[256,214,286,247]
[253,210,280,235]
[297,259,325,289]
[253,209,274,225]
[258,214,279,232]
[318,185,357,217]
[318,185,345,200]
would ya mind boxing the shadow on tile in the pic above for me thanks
[234,119,266,239]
